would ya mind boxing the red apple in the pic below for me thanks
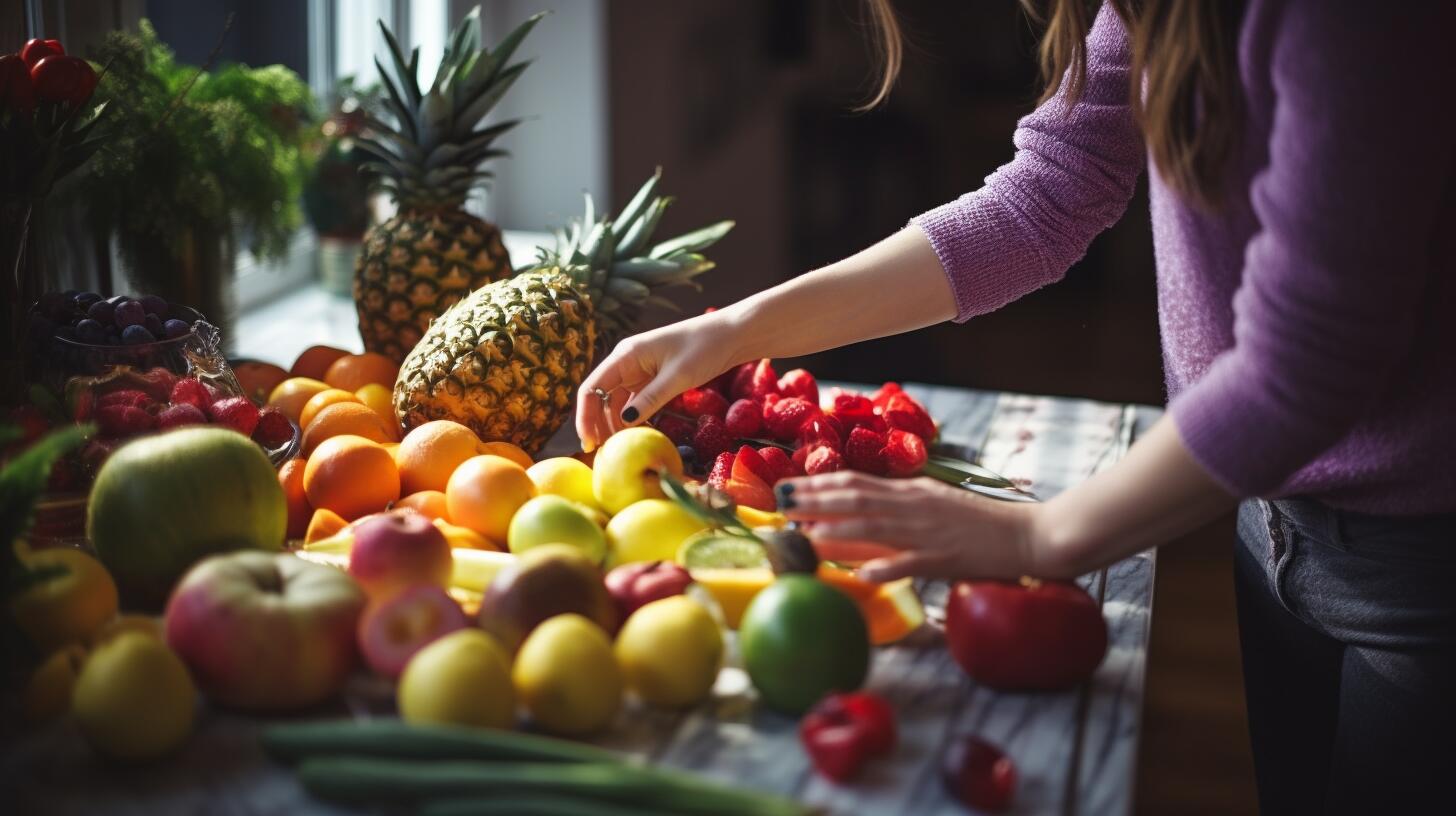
[164,551,365,711]
[605,561,693,624]
[348,512,452,601]
[944,578,1108,691]
[357,584,468,678]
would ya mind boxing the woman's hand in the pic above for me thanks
[778,471,1058,582]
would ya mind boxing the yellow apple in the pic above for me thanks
[399,629,514,729]
[591,427,684,515]
[507,495,608,563]
[605,499,711,566]
[527,457,600,511]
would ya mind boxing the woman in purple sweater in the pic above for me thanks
[578,2,1454,810]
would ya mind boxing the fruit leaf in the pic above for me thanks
[922,454,1038,499]
[740,437,794,452]
[658,472,756,538]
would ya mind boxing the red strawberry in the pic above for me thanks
[97,389,154,411]
[758,446,796,483]
[791,444,813,475]
[798,416,843,452]
[170,378,214,411]
[870,382,903,411]
[704,367,736,398]
[208,396,261,437]
[253,407,294,448]
[724,398,762,438]
[828,391,879,432]
[656,413,696,446]
[723,475,776,512]
[96,404,157,438]
[707,450,736,488]
[777,369,819,406]
[804,446,845,476]
[732,359,779,401]
[692,414,732,462]
[882,429,928,477]
[883,393,936,442]
[132,367,179,402]
[765,397,820,441]
[681,387,729,420]
[844,426,889,475]
[760,392,783,423]
[732,445,776,486]
[157,402,207,430]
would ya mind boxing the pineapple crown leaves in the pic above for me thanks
[360,7,545,208]
[530,169,735,339]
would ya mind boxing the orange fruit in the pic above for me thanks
[397,420,484,495]
[233,361,290,406]
[355,383,399,435]
[445,455,536,542]
[267,377,331,425]
[304,507,350,544]
[397,490,450,521]
[303,435,401,521]
[299,388,363,430]
[10,547,119,651]
[278,459,312,540]
[479,440,533,470]
[324,352,399,392]
[300,402,396,456]
[291,345,352,380]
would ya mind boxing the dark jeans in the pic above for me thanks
[1234,498,1456,815]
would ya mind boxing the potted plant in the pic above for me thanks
[78,21,314,342]
[302,76,379,296]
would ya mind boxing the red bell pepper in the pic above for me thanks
[20,38,64,68]
[30,55,95,107]
[944,577,1108,691]
[798,691,897,782]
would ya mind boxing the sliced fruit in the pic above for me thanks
[690,564,924,644]
[449,549,517,594]
[735,505,787,530]
[305,508,350,545]
[677,531,771,570]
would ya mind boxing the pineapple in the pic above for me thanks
[354,9,541,362]
[394,171,734,453]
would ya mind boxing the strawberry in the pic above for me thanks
[97,389,154,411]
[157,402,207,430]
[692,414,732,462]
[760,392,782,423]
[131,367,179,402]
[883,393,936,442]
[732,359,779,401]
[765,397,820,441]
[804,445,845,476]
[758,445,796,483]
[209,396,261,437]
[870,382,903,411]
[96,404,157,438]
[791,444,813,475]
[777,369,819,406]
[681,387,729,420]
[656,413,696,446]
[170,378,214,411]
[798,416,843,452]
[882,429,928,477]
[707,450,736,488]
[732,445,776,486]
[253,407,294,448]
[724,398,762,438]
[704,367,736,398]
[828,391,879,432]
[723,475,776,512]
[844,426,890,475]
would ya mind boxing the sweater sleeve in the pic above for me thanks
[911,2,1145,322]
[1169,3,1455,497]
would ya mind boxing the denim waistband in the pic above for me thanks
[1266,497,1456,565]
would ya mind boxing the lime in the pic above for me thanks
[739,574,870,714]
[677,531,771,569]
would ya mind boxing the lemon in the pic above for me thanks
[676,530,771,569]
[399,629,515,730]
[615,596,723,708]
[604,499,710,565]
[72,632,196,760]
[526,457,600,511]
[513,614,621,735]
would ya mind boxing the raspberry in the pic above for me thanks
[777,369,819,406]
[828,391,879,432]
[804,445,845,476]
[765,397,819,441]
[209,396,261,437]
[707,450,736,488]
[870,382,903,411]
[96,404,157,438]
[97,389,155,411]
[732,445,776,486]
[758,445,796,483]
[693,414,732,462]
[844,426,889,475]
[724,399,762,438]
[253,407,294,448]
[656,413,696,446]
[882,429,928,477]
[883,393,936,442]
[732,359,779,401]
[681,388,729,420]
[157,402,207,430]
[798,416,843,452]
[170,378,214,411]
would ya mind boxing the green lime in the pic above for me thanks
[676,531,770,569]
[739,574,870,714]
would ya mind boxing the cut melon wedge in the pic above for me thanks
[690,565,925,645]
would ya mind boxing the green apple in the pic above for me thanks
[591,427,684,515]
[527,457,601,512]
[507,495,608,563]
[605,498,710,566]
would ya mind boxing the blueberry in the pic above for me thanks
[76,319,107,344]
[86,299,115,324]
[163,319,190,339]
[114,300,146,328]
[677,444,697,466]
[144,313,163,336]
[121,324,156,345]
[139,294,168,316]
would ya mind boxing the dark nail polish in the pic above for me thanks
[776,483,795,496]
[621,406,639,423]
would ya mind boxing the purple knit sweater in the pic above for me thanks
[912,2,1455,515]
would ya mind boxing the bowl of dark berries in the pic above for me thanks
[28,290,208,391]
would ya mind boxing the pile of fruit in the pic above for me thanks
[651,360,936,511]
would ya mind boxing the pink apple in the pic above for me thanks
[357,583,468,678]
[605,561,693,624]
[348,512,452,601]
[164,551,365,711]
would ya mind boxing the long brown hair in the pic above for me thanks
[861,0,1243,206]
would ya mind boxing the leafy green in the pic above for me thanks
[657,472,756,538]
[1,423,93,594]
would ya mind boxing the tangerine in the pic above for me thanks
[303,436,400,521]
[324,352,399,392]
[445,455,535,543]
[397,420,484,495]
[300,402,395,456]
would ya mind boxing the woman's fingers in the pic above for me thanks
[781,488,901,520]
[859,550,958,583]
[809,517,923,549]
